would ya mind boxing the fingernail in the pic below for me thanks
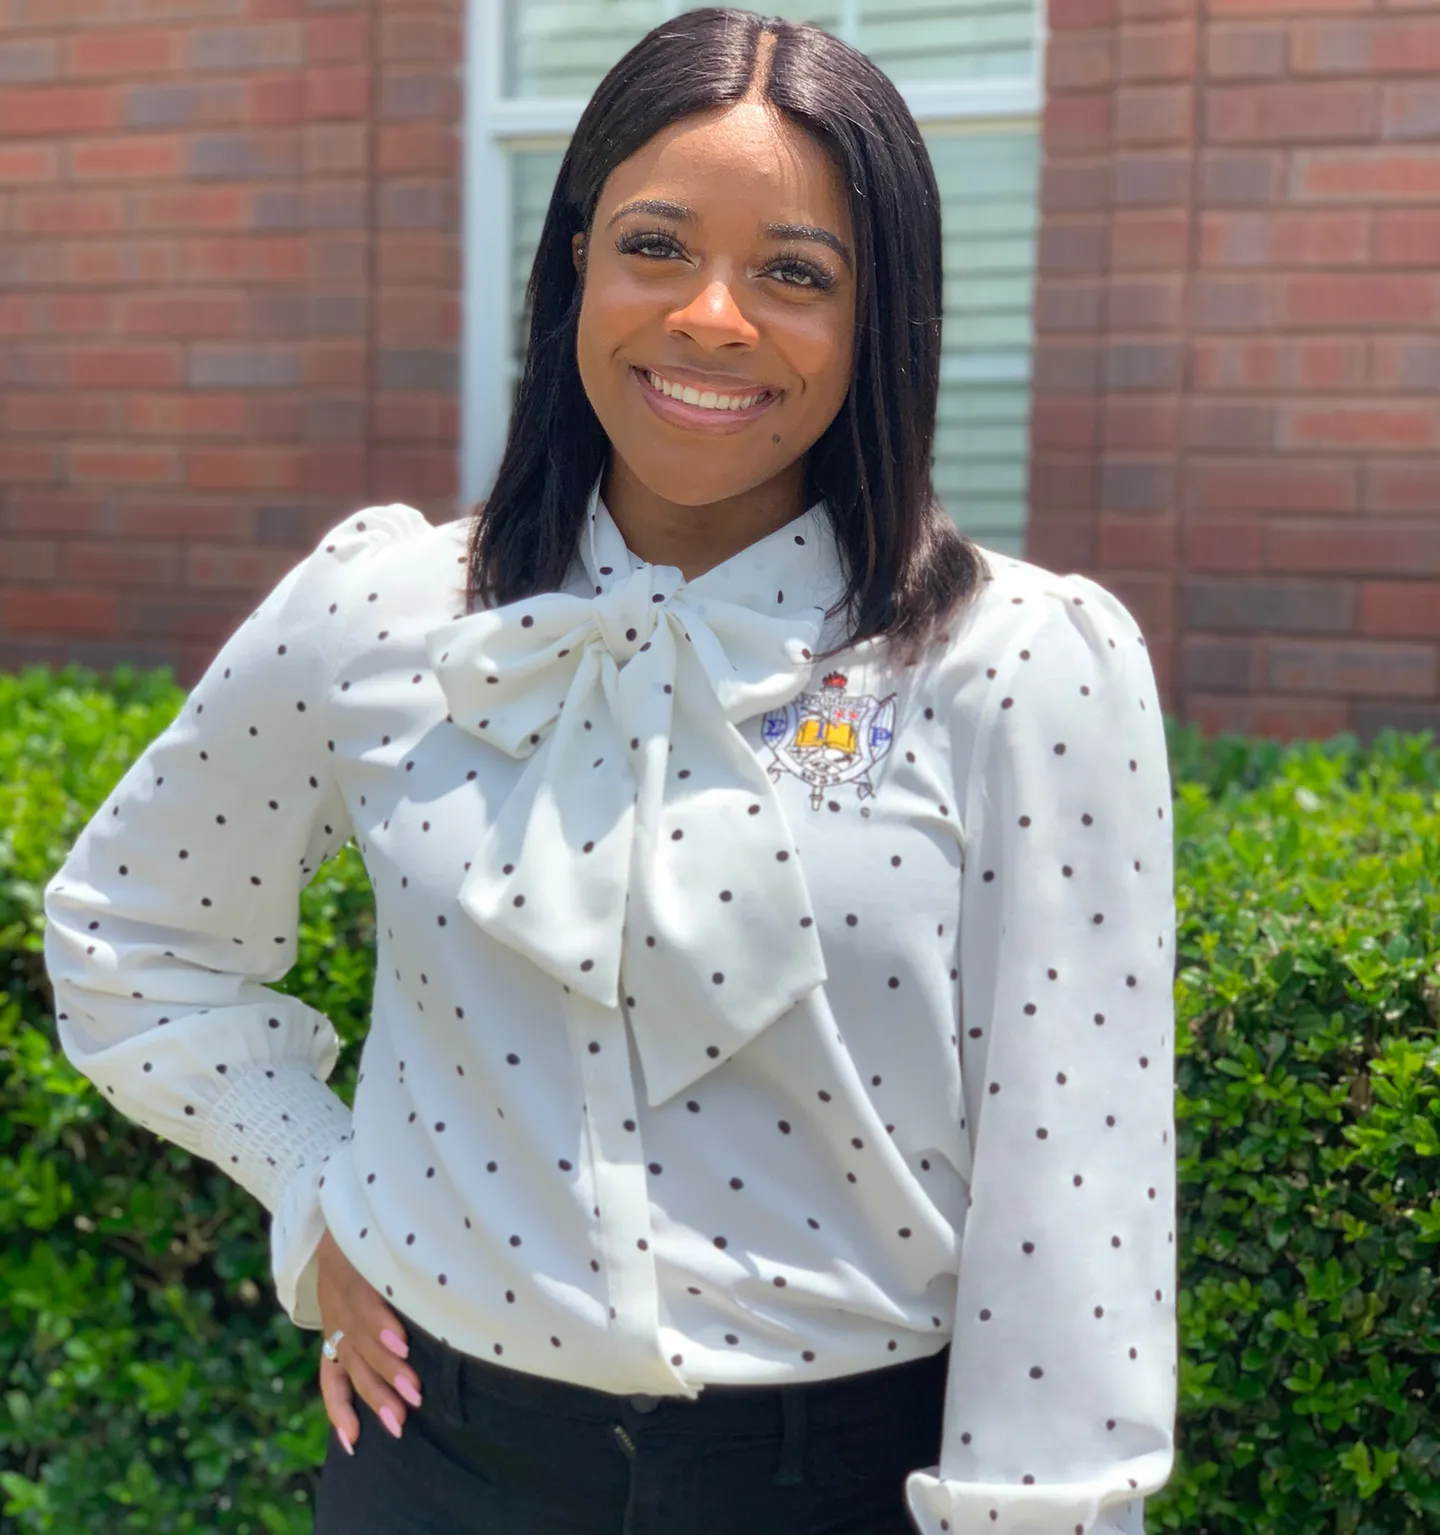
[337,1427,354,1457]
[394,1374,423,1409]
[380,1328,409,1360]
[380,1405,403,1440]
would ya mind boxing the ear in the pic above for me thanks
[572,232,587,275]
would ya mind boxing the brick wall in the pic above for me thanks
[1031,0,1440,743]
[0,0,462,687]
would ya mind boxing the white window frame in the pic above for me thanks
[460,0,1047,507]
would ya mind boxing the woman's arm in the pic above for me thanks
[42,505,429,1329]
[906,577,1180,1535]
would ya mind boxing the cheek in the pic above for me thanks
[788,316,854,408]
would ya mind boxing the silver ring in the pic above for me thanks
[322,1328,345,1362]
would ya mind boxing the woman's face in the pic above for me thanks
[572,100,857,513]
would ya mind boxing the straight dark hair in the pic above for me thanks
[466,6,988,658]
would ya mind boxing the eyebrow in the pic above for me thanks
[604,197,853,270]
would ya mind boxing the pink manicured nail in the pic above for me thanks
[394,1374,423,1408]
[337,1427,354,1457]
[380,1405,403,1440]
[380,1328,409,1359]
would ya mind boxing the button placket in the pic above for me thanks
[563,986,698,1400]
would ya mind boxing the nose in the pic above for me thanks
[667,277,760,348]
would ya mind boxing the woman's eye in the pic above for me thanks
[615,232,832,291]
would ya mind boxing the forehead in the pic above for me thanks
[599,103,852,236]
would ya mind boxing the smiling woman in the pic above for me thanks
[42,8,1178,1535]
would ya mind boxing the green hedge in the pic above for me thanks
[2,661,1438,1535]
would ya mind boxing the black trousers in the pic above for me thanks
[313,1306,949,1535]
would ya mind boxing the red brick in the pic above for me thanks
[1041,159,1111,213]
[14,191,124,235]
[1209,0,1373,13]
[1047,30,1113,92]
[0,84,120,136]
[1267,640,1436,699]
[131,188,250,232]
[1184,517,1266,573]
[1039,219,1108,273]
[1045,94,1112,154]
[1206,24,1287,78]
[1201,148,1285,204]
[371,393,458,445]
[69,444,179,484]
[1098,513,1180,568]
[119,292,249,338]
[0,443,59,482]
[377,123,459,177]
[1373,211,1440,267]
[3,392,119,435]
[1192,337,1368,390]
[1049,0,1117,27]
[372,449,455,503]
[177,234,310,283]
[1188,696,1352,743]
[1292,148,1440,202]
[305,122,367,175]
[1189,460,1359,513]
[1119,22,1196,81]
[1103,397,1181,449]
[114,504,253,541]
[1358,582,1440,637]
[1032,396,1100,449]
[68,346,186,389]
[1186,399,1279,450]
[3,587,119,636]
[1199,210,1371,267]
[1190,276,1279,330]
[1372,339,1440,390]
[1115,84,1194,146]
[377,13,460,64]
[185,447,302,492]
[1026,515,1098,569]
[1106,275,1185,329]
[0,539,59,582]
[377,292,459,346]
[306,66,369,120]
[1383,83,1440,141]
[299,446,368,495]
[1280,402,1437,450]
[63,540,182,587]
[1292,18,1440,75]
[1266,518,1440,576]
[1282,274,1439,327]
[125,394,250,437]
[1207,81,1378,143]
[306,13,371,63]
[186,543,300,589]
[64,29,180,78]
[377,233,459,286]
[69,135,184,181]
[0,144,58,183]
[1111,209,1190,268]
[250,75,305,126]
[1366,460,1440,513]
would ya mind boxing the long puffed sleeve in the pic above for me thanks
[42,505,431,1330]
[905,578,1179,1535]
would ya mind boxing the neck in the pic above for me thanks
[600,457,808,581]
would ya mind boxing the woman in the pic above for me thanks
[42,9,1179,1533]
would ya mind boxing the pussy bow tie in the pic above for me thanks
[424,480,843,1108]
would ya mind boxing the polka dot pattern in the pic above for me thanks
[40,493,1178,1535]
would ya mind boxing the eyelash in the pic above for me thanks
[613,226,838,292]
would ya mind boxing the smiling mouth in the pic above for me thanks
[635,367,779,410]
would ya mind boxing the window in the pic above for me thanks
[464,0,1045,554]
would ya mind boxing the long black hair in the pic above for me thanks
[466,6,988,658]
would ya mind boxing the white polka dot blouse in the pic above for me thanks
[43,476,1179,1535]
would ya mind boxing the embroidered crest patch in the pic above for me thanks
[762,672,897,810]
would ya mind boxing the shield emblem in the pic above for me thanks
[762,672,897,810]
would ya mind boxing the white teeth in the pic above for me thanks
[645,369,768,412]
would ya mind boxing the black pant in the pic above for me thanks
[313,1307,948,1534]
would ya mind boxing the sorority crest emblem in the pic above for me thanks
[762,672,897,810]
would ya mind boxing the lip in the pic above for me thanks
[630,366,781,434]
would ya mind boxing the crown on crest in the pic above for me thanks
[821,672,848,690]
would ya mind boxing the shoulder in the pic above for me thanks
[912,545,1158,759]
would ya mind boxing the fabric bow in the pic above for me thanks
[423,476,843,1107]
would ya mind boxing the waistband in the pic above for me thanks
[395,1308,951,1489]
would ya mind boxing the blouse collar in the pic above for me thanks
[425,475,845,1107]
